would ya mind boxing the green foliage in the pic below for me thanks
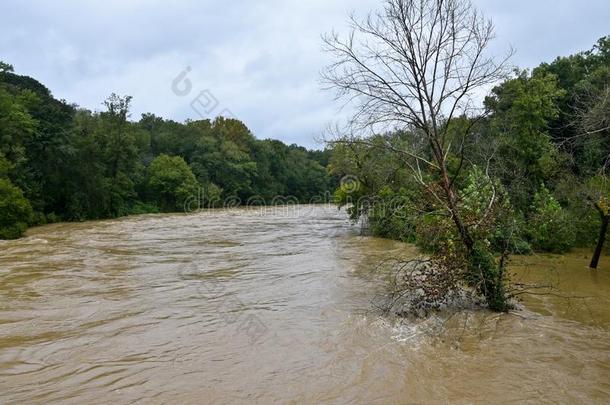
[0,153,12,178]
[535,36,610,176]
[128,202,160,216]
[459,166,531,254]
[485,69,566,212]
[147,154,200,212]
[0,178,32,239]
[415,213,456,253]
[552,175,605,248]
[0,61,14,73]
[369,186,419,242]
[0,66,332,238]
[329,133,412,222]
[460,167,502,218]
[527,184,575,253]
[0,86,37,187]
[466,242,509,312]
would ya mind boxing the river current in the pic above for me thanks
[1,205,609,403]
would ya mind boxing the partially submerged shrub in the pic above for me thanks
[369,186,419,242]
[465,242,511,312]
[408,167,516,313]
[374,259,482,318]
[0,178,33,239]
[415,213,456,253]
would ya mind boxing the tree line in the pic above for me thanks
[324,0,609,311]
[0,63,333,239]
[331,37,610,256]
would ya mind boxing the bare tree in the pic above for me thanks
[579,86,610,141]
[322,0,512,310]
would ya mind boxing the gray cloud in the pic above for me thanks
[1,0,608,148]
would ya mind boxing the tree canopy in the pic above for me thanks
[0,64,333,238]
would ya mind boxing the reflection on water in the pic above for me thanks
[0,205,609,403]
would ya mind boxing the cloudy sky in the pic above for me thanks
[1,0,608,148]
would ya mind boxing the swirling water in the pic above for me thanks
[1,205,609,403]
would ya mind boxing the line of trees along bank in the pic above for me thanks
[323,0,608,311]
[0,63,333,239]
[329,36,610,269]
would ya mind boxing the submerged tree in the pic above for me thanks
[576,84,610,268]
[323,0,513,310]
[584,176,610,269]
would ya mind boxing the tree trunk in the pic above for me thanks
[590,214,609,269]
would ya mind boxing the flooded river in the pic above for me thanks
[1,205,609,403]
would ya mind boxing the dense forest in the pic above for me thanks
[0,62,334,239]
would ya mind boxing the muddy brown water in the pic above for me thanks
[1,205,609,404]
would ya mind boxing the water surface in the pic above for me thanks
[1,205,609,403]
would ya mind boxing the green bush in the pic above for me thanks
[147,154,200,212]
[553,175,602,248]
[129,202,160,215]
[0,178,33,239]
[45,212,61,224]
[203,182,223,208]
[489,213,532,255]
[458,166,532,254]
[527,184,575,253]
[369,186,418,243]
[29,211,47,226]
[415,213,457,253]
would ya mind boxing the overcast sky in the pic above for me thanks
[1,0,608,148]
